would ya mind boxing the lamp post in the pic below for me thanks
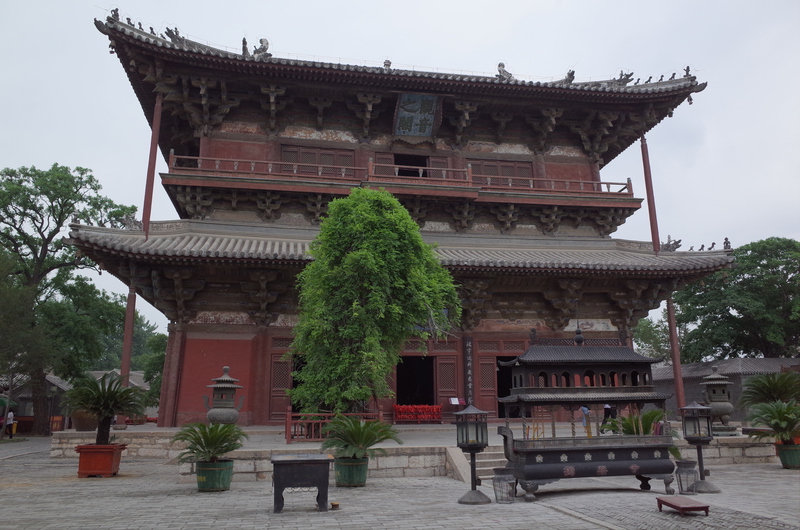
[454,405,491,505]
[680,402,720,493]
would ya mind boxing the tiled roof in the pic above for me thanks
[68,221,313,263]
[498,391,671,404]
[514,346,663,364]
[96,16,705,97]
[652,358,800,380]
[436,247,733,272]
[67,220,734,274]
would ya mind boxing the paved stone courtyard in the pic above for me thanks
[1,439,797,530]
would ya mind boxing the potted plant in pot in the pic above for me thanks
[62,373,146,477]
[321,415,402,487]
[172,422,248,491]
[745,399,800,470]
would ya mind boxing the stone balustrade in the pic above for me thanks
[51,430,779,483]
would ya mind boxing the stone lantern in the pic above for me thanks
[203,366,244,424]
[700,366,737,436]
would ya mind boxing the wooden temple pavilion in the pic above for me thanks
[68,12,734,426]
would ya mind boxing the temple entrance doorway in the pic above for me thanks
[497,356,516,418]
[396,356,435,405]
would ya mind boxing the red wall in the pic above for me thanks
[176,335,254,425]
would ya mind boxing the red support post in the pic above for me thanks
[640,135,661,255]
[142,92,164,239]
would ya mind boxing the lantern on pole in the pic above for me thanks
[679,402,720,493]
[454,405,491,504]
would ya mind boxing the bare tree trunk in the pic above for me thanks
[29,367,50,436]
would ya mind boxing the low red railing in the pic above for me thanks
[169,153,633,198]
[284,406,385,444]
[472,174,633,195]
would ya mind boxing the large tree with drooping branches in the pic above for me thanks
[288,188,461,413]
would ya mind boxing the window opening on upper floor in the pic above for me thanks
[281,145,355,177]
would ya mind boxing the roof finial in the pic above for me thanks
[497,62,514,81]
[253,38,272,60]
[574,327,585,346]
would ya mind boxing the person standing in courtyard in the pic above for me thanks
[5,409,15,439]
[580,405,592,437]
[600,403,617,433]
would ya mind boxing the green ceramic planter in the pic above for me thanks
[196,460,234,491]
[334,457,369,487]
[776,444,800,470]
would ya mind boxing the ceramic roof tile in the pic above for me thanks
[515,346,659,364]
[67,220,733,273]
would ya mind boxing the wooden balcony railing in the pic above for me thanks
[284,406,385,444]
[169,154,634,197]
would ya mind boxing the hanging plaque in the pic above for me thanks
[393,93,440,142]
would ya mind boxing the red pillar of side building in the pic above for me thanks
[157,321,187,427]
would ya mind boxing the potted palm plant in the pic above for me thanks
[745,399,800,470]
[740,373,800,444]
[62,373,146,477]
[172,422,249,491]
[321,415,402,487]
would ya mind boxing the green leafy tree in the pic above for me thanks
[95,310,160,371]
[0,164,136,434]
[288,188,461,413]
[634,310,673,363]
[675,237,800,361]
[140,333,168,406]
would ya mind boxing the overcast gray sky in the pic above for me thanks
[2,1,798,331]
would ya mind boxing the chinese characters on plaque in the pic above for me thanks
[394,94,440,140]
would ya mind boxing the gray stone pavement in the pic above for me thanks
[1,433,798,529]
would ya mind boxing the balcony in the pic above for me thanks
[166,154,634,200]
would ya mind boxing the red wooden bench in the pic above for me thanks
[656,496,710,517]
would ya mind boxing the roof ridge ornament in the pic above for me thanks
[252,38,272,60]
[496,62,514,82]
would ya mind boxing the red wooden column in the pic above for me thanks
[142,92,163,239]
[640,135,661,255]
[250,329,270,425]
[157,320,187,427]
[640,135,685,409]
